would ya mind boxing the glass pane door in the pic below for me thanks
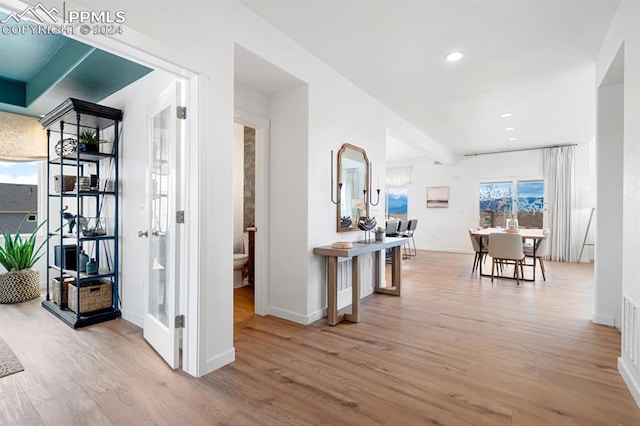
[149,105,172,327]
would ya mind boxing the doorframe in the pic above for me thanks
[234,109,270,316]
[0,0,204,376]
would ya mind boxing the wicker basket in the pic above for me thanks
[54,175,75,192]
[68,279,112,314]
[0,270,40,304]
[51,275,75,306]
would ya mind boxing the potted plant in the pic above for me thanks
[0,218,47,304]
[78,129,101,153]
[374,226,385,242]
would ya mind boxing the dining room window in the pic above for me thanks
[478,179,544,228]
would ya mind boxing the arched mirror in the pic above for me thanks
[336,143,369,232]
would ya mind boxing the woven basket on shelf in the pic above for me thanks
[51,275,75,306]
[0,270,40,304]
[54,175,75,193]
[68,279,112,314]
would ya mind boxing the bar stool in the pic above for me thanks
[403,219,418,257]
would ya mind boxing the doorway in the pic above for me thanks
[0,0,199,373]
[234,111,270,316]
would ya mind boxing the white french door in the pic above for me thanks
[142,83,181,368]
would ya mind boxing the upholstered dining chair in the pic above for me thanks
[489,232,525,285]
[524,228,550,280]
[403,219,418,257]
[468,228,488,272]
[385,221,399,237]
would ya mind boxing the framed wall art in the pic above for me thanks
[426,186,449,208]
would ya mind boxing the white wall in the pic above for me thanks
[235,82,270,119]
[595,0,640,406]
[99,70,178,327]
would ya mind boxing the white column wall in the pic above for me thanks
[267,84,310,322]
[595,0,640,407]
[594,83,624,328]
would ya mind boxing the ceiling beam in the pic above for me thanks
[25,39,95,106]
[0,78,26,107]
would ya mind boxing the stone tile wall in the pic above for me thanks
[243,127,256,229]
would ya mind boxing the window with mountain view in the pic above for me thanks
[0,161,40,233]
[387,187,408,220]
[478,179,544,228]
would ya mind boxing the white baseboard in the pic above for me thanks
[619,356,640,408]
[200,348,235,377]
[419,246,474,255]
[592,312,616,327]
[121,309,143,328]
[268,306,314,325]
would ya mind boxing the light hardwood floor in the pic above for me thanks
[1,250,639,425]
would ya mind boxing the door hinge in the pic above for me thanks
[176,210,185,224]
[175,314,185,328]
[176,106,187,120]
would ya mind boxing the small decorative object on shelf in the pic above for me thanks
[82,217,107,236]
[86,258,98,275]
[78,129,101,153]
[331,241,354,249]
[358,216,377,243]
[374,226,385,242]
[40,98,122,328]
[55,138,77,156]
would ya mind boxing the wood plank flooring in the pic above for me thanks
[1,250,639,425]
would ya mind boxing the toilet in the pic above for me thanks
[233,232,249,287]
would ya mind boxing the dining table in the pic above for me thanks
[470,227,547,281]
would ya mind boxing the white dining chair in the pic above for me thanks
[489,232,525,285]
[468,228,488,272]
[524,228,550,281]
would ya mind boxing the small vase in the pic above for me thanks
[86,258,98,275]
[375,233,385,242]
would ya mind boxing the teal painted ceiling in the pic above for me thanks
[0,12,152,117]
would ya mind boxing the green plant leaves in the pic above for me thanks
[0,215,48,272]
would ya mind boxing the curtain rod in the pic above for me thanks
[464,143,578,157]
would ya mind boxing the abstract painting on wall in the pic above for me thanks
[426,186,449,208]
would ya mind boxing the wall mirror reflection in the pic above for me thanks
[336,143,369,232]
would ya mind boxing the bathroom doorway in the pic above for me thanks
[232,122,255,316]
[233,111,270,317]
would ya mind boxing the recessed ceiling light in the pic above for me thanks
[500,113,512,118]
[446,51,464,62]
[509,137,518,141]
[504,127,515,131]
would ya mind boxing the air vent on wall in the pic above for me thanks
[623,295,639,369]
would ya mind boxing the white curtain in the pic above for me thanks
[386,166,412,187]
[543,146,577,262]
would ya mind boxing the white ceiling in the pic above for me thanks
[238,0,619,159]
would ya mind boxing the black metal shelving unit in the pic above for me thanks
[40,98,122,328]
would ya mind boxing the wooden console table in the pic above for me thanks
[313,237,407,326]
